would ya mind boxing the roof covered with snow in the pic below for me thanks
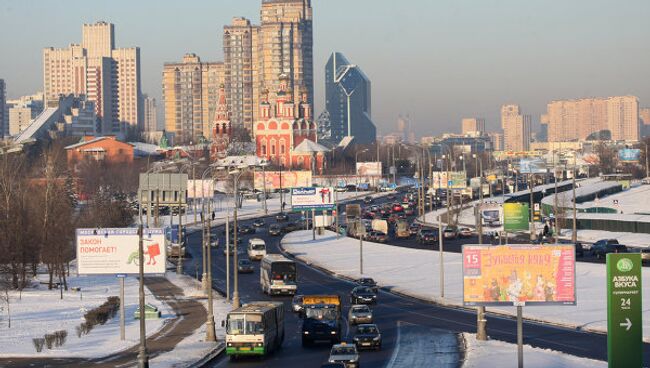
[293,138,329,153]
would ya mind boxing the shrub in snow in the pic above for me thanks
[32,338,45,353]
[54,330,67,347]
[44,334,56,349]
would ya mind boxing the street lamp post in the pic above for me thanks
[473,153,487,341]
[572,155,577,243]
[200,166,217,341]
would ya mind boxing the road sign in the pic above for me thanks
[503,203,529,231]
[606,253,642,368]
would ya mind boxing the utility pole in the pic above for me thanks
[205,196,216,342]
[438,214,444,298]
[137,225,149,368]
[232,172,241,309]
[226,213,230,300]
[177,191,183,274]
[572,156,577,243]
[475,155,487,341]
[262,164,268,215]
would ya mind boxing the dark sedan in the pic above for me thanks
[353,324,382,351]
[237,259,254,273]
[269,224,282,236]
[350,286,377,305]
[276,212,289,222]
[252,218,265,227]
[356,277,378,293]
[238,225,256,235]
[416,229,438,244]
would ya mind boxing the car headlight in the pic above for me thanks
[304,331,309,335]
[330,331,337,335]
[353,337,360,341]
[373,335,381,341]
[329,359,335,363]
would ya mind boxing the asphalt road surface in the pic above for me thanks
[184,191,650,367]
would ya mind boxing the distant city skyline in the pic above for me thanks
[1,0,649,137]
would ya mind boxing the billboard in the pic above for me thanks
[618,148,641,163]
[356,162,382,176]
[480,202,502,227]
[253,170,312,190]
[462,244,576,306]
[503,203,529,231]
[290,187,335,211]
[187,179,214,199]
[519,158,547,174]
[76,228,166,275]
[431,171,467,189]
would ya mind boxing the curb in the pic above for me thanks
[278,235,645,342]
[187,342,226,368]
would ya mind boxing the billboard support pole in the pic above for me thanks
[312,209,316,240]
[119,276,125,340]
[137,225,149,368]
[438,215,444,298]
[517,306,523,368]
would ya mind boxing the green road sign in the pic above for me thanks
[503,203,529,231]
[606,253,643,368]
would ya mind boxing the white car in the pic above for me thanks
[348,305,373,325]
[247,238,267,261]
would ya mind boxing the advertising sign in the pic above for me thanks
[432,172,467,189]
[462,244,576,306]
[187,179,214,199]
[356,162,382,176]
[519,158,547,174]
[606,253,642,368]
[76,228,166,275]
[503,203,529,231]
[253,170,312,190]
[618,148,641,163]
[291,187,335,211]
[480,202,502,227]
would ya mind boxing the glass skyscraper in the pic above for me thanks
[324,52,376,145]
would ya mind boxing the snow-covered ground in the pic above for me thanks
[145,190,379,229]
[0,264,171,358]
[462,333,607,368]
[149,272,231,368]
[281,230,650,341]
[579,183,650,215]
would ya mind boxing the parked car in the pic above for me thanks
[237,259,254,273]
[276,212,289,222]
[353,324,382,351]
[328,343,359,368]
[356,277,378,293]
[252,218,265,227]
[587,238,618,251]
[292,294,304,313]
[348,305,373,325]
[458,227,473,238]
[442,226,459,239]
[416,229,438,244]
[350,286,377,305]
[269,224,282,236]
[592,242,628,259]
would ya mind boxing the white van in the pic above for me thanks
[247,238,267,261]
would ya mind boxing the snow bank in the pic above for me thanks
[281,230,650,341]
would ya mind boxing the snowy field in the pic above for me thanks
[149,272,231,368]
[462,333,607,368]
[0,264,171,358]
[281,230,650,341]
[579,183,650,215]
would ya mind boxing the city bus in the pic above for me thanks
[260,254,297,295]
[225,301,285,359]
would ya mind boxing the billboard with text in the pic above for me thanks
[462,244,576,306]
[76,228,166,275]
[356,162,382,176]
[253,171,312,190]
[431,171,467,189]
[291,187,335,211]
[618,148,641,163]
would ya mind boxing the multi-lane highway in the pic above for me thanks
[183,191,650,367]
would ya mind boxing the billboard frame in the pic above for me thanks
[290,187,335,211]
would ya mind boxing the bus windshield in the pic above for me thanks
[271,262,296,282]
[227,314,264,335]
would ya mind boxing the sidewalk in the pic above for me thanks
[0,277,217,368]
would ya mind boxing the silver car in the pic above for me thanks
[328,343,359,368]
[348,304,373,325]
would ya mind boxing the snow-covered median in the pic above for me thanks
[462,333,607,368]
[281,230,650,341]
[0,268,171,358]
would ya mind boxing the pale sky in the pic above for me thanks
[1,0,649,137]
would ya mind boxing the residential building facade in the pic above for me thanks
[143,95,157,132]
[461,118,485,135]
[324,52,377,145]
[162,54,225,144]
[545,96,639,142]
[0,79,5,137]
[223,17,260,132]
[501,104,530,151]
[43,21,142,135]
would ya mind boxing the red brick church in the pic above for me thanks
[254,75,328,174]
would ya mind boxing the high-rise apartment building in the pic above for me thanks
[461,118,485,135]
[162,54,224,144]
[545,96,639,142]
[223,17,260,132]
[43,21,141,135]
[501,104,530,151]
[488,132,504,151]
[259,0,313,112]
[324,52,376,145]
[0,79,5,137]
[640,108,650,126]
[143,95,157,132]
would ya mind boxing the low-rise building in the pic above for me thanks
[65,136,134,168]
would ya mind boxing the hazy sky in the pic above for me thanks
[1,0,649,137]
